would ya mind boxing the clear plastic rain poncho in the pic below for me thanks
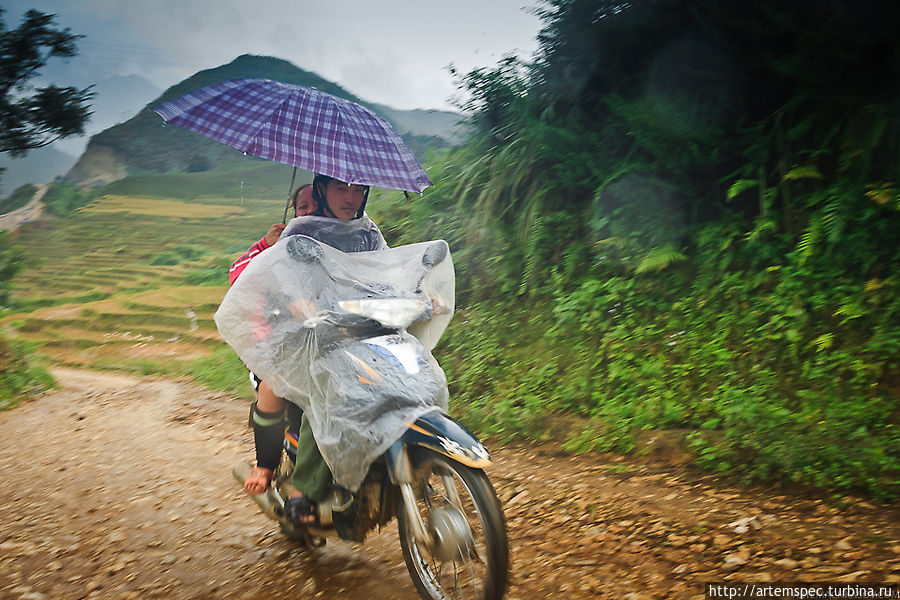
[214,215,455,491]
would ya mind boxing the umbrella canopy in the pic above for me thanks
[152,78,432,193]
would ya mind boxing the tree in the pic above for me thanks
[0,8,92,157]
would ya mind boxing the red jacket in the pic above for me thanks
[228,235,269,285]
[229,235,273,342]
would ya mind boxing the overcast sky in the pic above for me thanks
[4,0,543,112]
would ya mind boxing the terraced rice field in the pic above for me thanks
[81,195,248,217]
[2,193,285,390]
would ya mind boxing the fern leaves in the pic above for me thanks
[635,244,688,274]
[797,188,850,263]
[782,166,824,181]
[726,178,758,201]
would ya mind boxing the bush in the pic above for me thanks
[0,230,24,307]
[0,333,55,409]
[41,182,93,216]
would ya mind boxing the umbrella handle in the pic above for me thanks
[282,166,298,224]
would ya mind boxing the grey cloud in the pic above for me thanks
[4,0,541,111]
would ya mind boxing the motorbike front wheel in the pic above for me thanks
[398,449,509,600]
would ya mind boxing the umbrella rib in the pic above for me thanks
[236,81,295,156]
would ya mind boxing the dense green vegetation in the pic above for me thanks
[380,0,900,500]
[41,181,95,216]
[0,184,37,213]
[0,181,94,218]
[0,333,54,409]
[0,230,24,307]
[0,230,54,407]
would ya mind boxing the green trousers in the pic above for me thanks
[291,413,332,503]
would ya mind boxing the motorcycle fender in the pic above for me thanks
[384,440,414,484]
[402,412,492,469]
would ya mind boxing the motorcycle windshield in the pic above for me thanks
[214,234,454,491]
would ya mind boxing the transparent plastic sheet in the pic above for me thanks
[214,228,454,490]
[280,214,388,252]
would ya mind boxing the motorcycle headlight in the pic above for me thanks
[338,298,428,329]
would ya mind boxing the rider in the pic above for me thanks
[229,184,314,285]
[245,173,388,525]
[230,184,314,495]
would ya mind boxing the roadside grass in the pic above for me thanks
[0,335,54,409]
[0,184,38,214]
[189,345,252,396]
[1,191,282,400]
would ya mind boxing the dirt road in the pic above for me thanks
[1,369,898,600]
[0,184,46,232]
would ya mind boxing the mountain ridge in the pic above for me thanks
[65,55,464,188]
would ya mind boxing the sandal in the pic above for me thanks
[285,495,319,527]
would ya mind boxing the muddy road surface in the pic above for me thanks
[1,369,898,599]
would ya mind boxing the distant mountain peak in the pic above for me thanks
[66,55,465,187]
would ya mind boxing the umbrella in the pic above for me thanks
[151,78,433,194]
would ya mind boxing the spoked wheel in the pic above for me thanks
[398,449,509,600]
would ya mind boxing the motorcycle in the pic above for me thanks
[224,236,510,600]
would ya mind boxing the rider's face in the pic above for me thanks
[325,180,366,220]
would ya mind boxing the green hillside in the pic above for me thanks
[97,160,303,204]
[66,54,459,188]
[371,103,465,144]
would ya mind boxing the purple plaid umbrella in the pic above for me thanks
[152,78,432,194]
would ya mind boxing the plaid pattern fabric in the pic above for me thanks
[153,78,433,193]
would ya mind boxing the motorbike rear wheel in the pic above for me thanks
[398,449,509,600]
